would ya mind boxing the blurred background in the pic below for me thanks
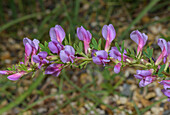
[0,0,170,114]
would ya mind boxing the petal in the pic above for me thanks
[25,43,32,57]
[33,55,40,63]
[38,51,48,59]
[7,72,25,81]
[54,25,65,43]
[65,45,75,56]
[109,47,120,60]
[136,70,152,76]
[48,41,59,54]
[102,25,108,40]
[130,30,139,44]
[167,42,170,55]
[107,24,116,42]
[33,39,39,51]
[87,30,92,42]
[23,37,32,46]
[52,71,61,77]
[134,75,143,79]
[49,27,57,41]
[158,38,167,56]
[0,70,13,75]
[45,63,57,74]
[60,50,69,63]
[77,27,84,41]
[141,33,148,46]
[161,89,170,98]
[159,80,170,90]
[114,63,121,73]
[42,59,49,64]
[92,57,102,65]
[96,50,108,59]
[91,49,98,57]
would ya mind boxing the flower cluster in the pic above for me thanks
[0,24,169,101]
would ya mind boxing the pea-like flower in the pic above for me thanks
[49,25,65,44]
[0,70,14,75]
[109,47,127,61]
[48,41,64,54]
[159,80,170,90]
[161,89,170,102]
[155,39,169,66]
[45,64,64,77]
[33,51,49,69]
[130,30,148,55]
[23,38,39,64]
[92,50,110,66]
[7,71,26,81]
[60,45,75,63]
[77,26,92,54]
[160,80,170,101]
[134,69,156,87]
[102,24,116,52]
[114,63,121,73]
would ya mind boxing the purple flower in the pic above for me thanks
[33,51,49,69]
[109,47,127,61]
[77,26,92,54]
[102,24,116,52]
[134,69,156,87]
[155,39,168,65]
[60,45,75,63]
[114,63,121,73]
[45,64,64,77]
[161,89,170,102]
[0,70,14,75]
[92,50,110,66]
[130,30,148,55]
[48,41,64,54]
[159,80,170,89]
[91,49,98,57]
[23,38,39,64]
[49,25,65,44]
[7,71,26,81]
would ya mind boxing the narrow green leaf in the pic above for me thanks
[98,39,102,50]
[92,38,98,49]
[158,64,165,75]
[121,41,125,53]
[115,42,121,52]
[79,42,83,53]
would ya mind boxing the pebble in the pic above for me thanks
[91,22,98,27]
[37,108,47,113]
[144,111,151,115]
[1,52,11,60]
[80,107,86,114]
[51,88,57,94]
[145,92,156,99]
[122,84,132,97]
[151,107,164,115]
[130,84,137,91]
[96,108,105,114]
[163,110,170,115]
[4,59,11,64]
[119,97,128,104]
[155,87,162,97]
